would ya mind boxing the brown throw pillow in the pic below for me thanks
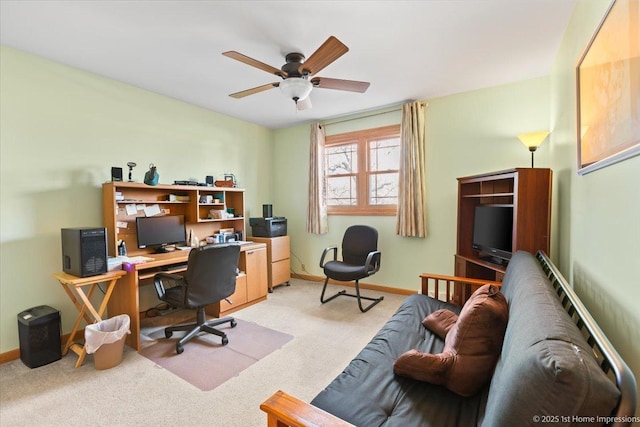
[422,309,458,340]
[394,284,508,396]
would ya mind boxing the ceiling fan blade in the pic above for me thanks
[229,82,279,99]
[299,36,349,75]
[311,77,370,93]
[222,51,287,78]
[296,96,312,111]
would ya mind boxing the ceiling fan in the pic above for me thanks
[222,36,370,110]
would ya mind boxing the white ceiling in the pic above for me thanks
[0,0,576,130]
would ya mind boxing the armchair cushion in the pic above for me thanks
[394,284,508,397]
[322,260,373,281]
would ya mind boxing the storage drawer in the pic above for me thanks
[271,259,290,287]
[270,236,290,262]
[220,274,248,312]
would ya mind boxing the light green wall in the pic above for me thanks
[273,76,551,289]
[0,46,273,353]
[550,0,640,408]
[2,1,637,400]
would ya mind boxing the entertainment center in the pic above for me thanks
[454,168,552,303]
[101,182,268,351]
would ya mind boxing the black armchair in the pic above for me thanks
[319,225,383,312]
[153,243,241,354]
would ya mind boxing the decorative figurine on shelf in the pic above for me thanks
[127,162,137,182]
[144,163,159,186]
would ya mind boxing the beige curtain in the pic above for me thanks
[396,101,427,237]
[307,123,328,234]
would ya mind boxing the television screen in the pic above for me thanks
[472,205,513,264]
[136,215,187,253]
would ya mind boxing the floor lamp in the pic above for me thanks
[517,131,549,168]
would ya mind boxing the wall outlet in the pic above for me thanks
[301,263,307,272]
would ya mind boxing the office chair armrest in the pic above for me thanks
[364,250,381,275]
[319,246,338,268]
[153,273,184,299]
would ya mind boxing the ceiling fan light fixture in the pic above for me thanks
[279,77,312,103]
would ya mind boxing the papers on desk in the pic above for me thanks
[127,255,154,263]
[108,255,153,271]
[108,256,127,271]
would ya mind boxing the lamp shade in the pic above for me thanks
[279,77,312,102]
[517,131,549,150]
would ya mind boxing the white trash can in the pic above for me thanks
[85,314,130,370]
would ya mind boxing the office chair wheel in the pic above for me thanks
[230,319,237,328]
[176,343,184,354]
[221,336,229,346]
[165,330,173,338]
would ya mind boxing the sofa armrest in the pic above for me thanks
[260,390,355,427]
[420,273,502,304]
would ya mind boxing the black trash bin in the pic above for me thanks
[17,305,61,368]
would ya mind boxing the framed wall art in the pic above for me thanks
[576,0,640,175]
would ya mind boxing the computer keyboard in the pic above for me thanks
[160,263,188,271]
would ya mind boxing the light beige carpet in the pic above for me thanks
[140,319,293,391]
[0,279,409,426]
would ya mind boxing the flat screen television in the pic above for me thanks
[136,215,187,253]
[472,205,513,265]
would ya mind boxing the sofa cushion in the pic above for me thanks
[394,285,508,397]
[422,309,458,339]
[311,294,487,427]
[482,251,620,426]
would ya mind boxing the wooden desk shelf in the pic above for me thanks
[102,182,246,256]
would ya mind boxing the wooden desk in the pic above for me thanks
[107,243,267,351]
[53,270,127,368]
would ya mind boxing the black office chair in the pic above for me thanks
[153,243,241,354]
[319,225,383,313]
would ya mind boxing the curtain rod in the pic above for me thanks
[321,101,426,127]
[321,106,402,127]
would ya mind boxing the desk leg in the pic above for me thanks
[60,283,93,325]
[107,272,141,351]
[62,290,91,357]
[62,315,82,357]
[74,284,103,322]
[96,278,119,318]
[68,343,88,369]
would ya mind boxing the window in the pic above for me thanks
[325,124,400,215]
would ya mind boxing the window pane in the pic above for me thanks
[369,172,398,205]
[326,144,358,174]
[328,176,357,205]
[369,138,400,172]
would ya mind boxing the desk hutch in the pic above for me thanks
[102,182,268,351]
[454,168,552,303]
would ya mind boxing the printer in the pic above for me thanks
[249,217,287,237]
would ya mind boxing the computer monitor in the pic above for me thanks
[135,215,187,253]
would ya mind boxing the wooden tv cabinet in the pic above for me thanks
[453,168,552,303]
